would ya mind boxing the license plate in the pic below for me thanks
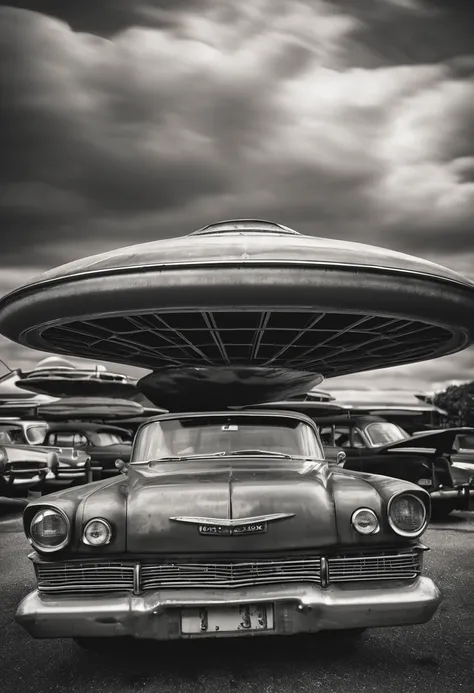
[180,603,274,634]
[418,478,432,487]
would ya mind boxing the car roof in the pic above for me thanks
[0,419,42,427]
[45,421,132,434]
[311,414,389,425]
[141,409,318,427]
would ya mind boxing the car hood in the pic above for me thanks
[124,458,338,552]
[31,457,420,555]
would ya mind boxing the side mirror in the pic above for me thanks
[336,451,347,465]
[115,459,127,473]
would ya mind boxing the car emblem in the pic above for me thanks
[169,513,295,536]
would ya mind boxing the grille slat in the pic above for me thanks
[35,551,422,594]
[328,552,420,582]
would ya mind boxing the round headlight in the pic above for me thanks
[82,518,112,546]
[30,508,70,552]
[388,494,427,537]
[351,508,380,535]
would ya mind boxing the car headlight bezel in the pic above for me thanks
[351,507,380,535]
[82,518,112,546]
[27,506,71,553]
[388,492,428,538]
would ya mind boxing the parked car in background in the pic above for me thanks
[413,429,474,475]
[0,419,92,492]
[317,417,474,519]
[15,409,442,649]
[246,406,474,519]
[42,422,133,479]
[0,444,59,496]
[451,432,474,473]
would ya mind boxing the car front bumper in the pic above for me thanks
[5,465,90,490]
[16,577,442,640]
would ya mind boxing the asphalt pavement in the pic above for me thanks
[1,503,473,693]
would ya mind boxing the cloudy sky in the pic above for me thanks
[0,0,473,392]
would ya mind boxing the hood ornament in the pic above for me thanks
[170,513,295,536]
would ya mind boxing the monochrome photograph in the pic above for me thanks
[0,1,473,692]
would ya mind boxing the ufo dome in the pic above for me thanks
[0,219,473,409]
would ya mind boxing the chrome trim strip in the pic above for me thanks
[169,513,295,527]
[3,259,472,297]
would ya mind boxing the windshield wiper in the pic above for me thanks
[145,452,228,462]
[144,450,295,462]
[223,449,293,459]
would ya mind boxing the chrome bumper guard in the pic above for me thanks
[16,578,442,640]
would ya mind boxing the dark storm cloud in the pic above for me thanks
[1,1,474,266]
[330,0,474,67]
[0,0,203,35]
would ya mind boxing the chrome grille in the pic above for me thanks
[328,552,422,582]
[141,558,322,590]
[9,462,47,472]
[36,562,134,593]
[35,550,422,594]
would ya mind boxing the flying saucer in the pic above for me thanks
[15,362,139,398]
[0,219,474,410]
[36,397,145,421]
[329,389,448,414]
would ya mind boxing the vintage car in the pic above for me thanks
[42,421,133,479]
[448,432,474,473]
[319,417,474,518]
[15,409,442,648]
[0,444,59,496]
[245,406,474,518]
[0,419,92,492]
[414,429,474,475]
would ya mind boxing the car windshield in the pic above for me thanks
[132,415,323,462]
[364,422,410,447]
[88,432,130,447]
[25,424,48,445]
[0,424,27,445]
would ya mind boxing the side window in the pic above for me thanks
[352,429,367,448]
[334,427,352,448]
[319,426,333,446]
[73,433,88,446]
[55,433,75,447]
